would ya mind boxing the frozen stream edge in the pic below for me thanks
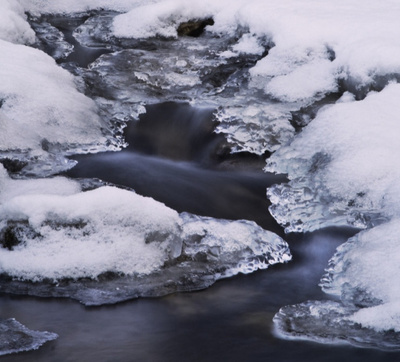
[0,318,57,356]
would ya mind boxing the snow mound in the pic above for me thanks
[0,166,290,304]
[266,83,400,232]
[0,39,114,176]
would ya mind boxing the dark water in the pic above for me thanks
[67,102,286,234]
[2,230,399,362]
[2,102,399,361]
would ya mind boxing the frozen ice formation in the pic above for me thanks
[1,0,400,350]
[3,0,400,169]
[267,78,400,349]
[266,83,400,232]
[0,318,57,356]
[273,220,400,350]
[0,165,291,305]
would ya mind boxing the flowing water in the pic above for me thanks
[2,102,399,361]
[2,10,400,361]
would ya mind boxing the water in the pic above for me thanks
[66,102,286,234]
[2,230,399,362]
[2,101,400,361]
[2,11,400,361]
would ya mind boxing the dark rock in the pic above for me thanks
[177,18,214,37]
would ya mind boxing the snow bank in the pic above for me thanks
[0,167,182,281]
[274,220,400,349]
[322,219,400,332]
[268,82,400,349]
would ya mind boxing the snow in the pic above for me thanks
[1,0,400,348]
[322,219,400,332]
[19,0,156,16]
[266,83,400,232]
[0,165,290,290]
[0,38,112,175]
[111,0,400,102]
[267,82,400,347]
[0,0,35,44]
[0,168,182,281]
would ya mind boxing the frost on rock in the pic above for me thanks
[0,166,290,305]
[274,219,400,350]
[0,318,58,357]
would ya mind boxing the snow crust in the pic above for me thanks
[111,0,400,101]
[322,219,400,332]
[0,166,182,281]
[266,83,400,232]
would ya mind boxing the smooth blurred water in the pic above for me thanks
[2,229,399,362]
[2,102,399,361]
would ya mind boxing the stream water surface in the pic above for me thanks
[2,11,400,361]
[2,102,399,361]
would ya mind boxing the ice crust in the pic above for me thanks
[0,318,57,356]
[273,221,400,350]
[266,83,400,232]
[0,165,291,304]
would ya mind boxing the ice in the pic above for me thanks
[273,221,400,349]
[3,0,400,347]
[266,83,400,232]
[0,318,57,356]
[13,0,400,155]
[19,0,156,16]
[268,83,400,348]
[0,166,290,304]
